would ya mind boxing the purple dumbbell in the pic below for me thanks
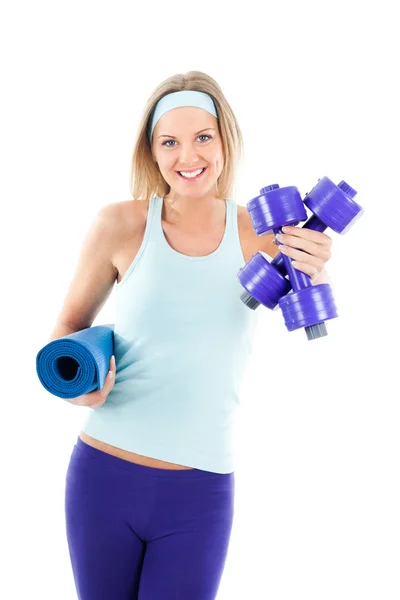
[237,177,364,340]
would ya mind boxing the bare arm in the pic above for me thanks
[47,321,83,344]
[47,202,120,342]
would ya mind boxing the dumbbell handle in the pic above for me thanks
[272,214,326,292]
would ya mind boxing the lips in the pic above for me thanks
[176,167,207,181]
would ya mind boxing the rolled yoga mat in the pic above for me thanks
[36,324,114,399]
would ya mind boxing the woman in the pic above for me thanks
[49,71,332,599]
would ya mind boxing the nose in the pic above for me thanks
[177,143,200,167]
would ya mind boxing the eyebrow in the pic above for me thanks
[158,128,215,139]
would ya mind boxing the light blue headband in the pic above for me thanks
[148,90,218,143]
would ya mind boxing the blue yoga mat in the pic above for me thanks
[36,324,114,399]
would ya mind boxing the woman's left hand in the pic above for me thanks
[274,225,332,281]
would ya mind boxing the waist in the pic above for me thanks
[79,431,194,470]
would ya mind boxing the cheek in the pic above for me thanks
[213,143,224,169]
[214,152,224,173]
[207,146,224,170]
[158,158,174,174]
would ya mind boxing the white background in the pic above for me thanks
[1,1,398,598]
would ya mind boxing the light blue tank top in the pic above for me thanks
[81,196,260,473]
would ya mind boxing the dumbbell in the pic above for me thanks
[238,177,363,309]
[237,177,364,340]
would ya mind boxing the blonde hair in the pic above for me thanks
[129,71,243,202]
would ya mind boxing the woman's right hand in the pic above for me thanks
[66,355,116,408]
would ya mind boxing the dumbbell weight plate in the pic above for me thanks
[304,176,364,234]
[278,283,338,337]
[238,251,291,310]
[247,184,308,235]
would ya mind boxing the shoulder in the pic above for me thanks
[236,202,279,259]
[98,199,148,238]
[100,198,148,224]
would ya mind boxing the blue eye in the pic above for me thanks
[162,134,212,147]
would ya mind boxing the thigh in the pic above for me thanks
[65,442,148,600]
[139,472,235,600]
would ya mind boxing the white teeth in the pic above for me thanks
[179,168,204,178]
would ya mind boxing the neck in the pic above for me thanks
[163,189,224,226]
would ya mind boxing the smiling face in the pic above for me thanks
[151,106,224,199]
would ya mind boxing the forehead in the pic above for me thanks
[154,106,218,137]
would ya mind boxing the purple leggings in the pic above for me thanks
[65,437,235,599]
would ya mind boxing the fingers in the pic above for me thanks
[273,224,333,283]
[89,356,116,408]
[281,226,332,248]
[66,356,116,408]
[277,235,321,257]
[275,226,332,275]
[277,233,331,258]
[279,244,325,273]
[99,355,116,397]
[291,261,320,280]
